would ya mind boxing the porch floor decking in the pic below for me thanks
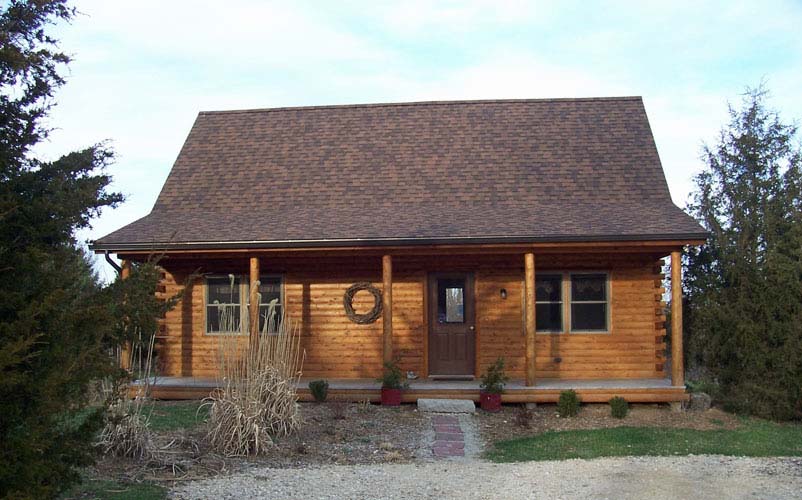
[132,376,687,403]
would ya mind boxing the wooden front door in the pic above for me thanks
[428,273,475,376]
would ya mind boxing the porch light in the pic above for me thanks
[500,288,507,299]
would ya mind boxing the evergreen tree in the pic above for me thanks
[0,1,129,497]
[685,87,802,420]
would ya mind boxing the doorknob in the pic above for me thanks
[469,325,475,331]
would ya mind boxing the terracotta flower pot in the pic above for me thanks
[480,391,502,412]
[381,387,402,406]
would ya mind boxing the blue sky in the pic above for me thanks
[37,1,802,279]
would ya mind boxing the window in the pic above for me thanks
[205,274,284,334]
[535,274,562,332]
[251,276,284,334]
[206,275,243,334]
[437,278,465,323]
[570,273,608,332]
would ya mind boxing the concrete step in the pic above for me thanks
[417,398,476,413]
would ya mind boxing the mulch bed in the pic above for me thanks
[90,401,426,484]
[477,403,741,447]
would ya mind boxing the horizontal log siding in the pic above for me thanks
[154,253,663,380]
[476,256,665,379]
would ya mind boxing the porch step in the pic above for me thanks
[417,398,476,413]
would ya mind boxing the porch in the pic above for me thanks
[132,376,689,403]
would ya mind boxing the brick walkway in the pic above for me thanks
[431,415,465,458]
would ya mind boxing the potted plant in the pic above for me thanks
[377,359,408,406]
[479,357,509,412]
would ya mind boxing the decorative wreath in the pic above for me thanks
[343,282,383,324]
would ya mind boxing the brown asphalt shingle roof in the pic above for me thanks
[93,97,706,251]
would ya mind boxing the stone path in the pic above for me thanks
[430,415,465,458]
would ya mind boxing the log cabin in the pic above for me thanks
[91,97,706,403]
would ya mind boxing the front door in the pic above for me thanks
[428,273,475,376]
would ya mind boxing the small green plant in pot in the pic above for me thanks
[377,359,408,406]
[309,379,329,402]
[479,357,509,412]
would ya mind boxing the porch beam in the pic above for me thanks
[249,256,260,348]
[524,252,536,386]
[382,254,393,364]
[670,250,684,387]
[120,260,132,371]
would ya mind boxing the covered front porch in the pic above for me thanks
[133,376,689,403]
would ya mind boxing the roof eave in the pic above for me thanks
[90,232,709,253]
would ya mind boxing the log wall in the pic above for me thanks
[154,253,666,380]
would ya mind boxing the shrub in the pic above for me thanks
[377,359,408,389]
[479,357,509,395]
[309,380,329,402]
[328,397,348,420]
[204,310,303,456]
[557,390,581,417]
[515,405,533,428]
[609,397,629,419]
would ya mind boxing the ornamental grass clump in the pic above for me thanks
[204,296,304,457]
[96,334,156,460]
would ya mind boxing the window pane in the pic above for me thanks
[571,303,606,331]
[259,277,282,305]
[536,303,562,331]
[259,304,283,333]
[437,279,465,323]
[536,274,562,302]
[208,277,240,304]
[571,274,606,301]
[207,304,241,332]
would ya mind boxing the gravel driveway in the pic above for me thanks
[171,455,802,499]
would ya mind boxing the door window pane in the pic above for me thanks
[437,279,465,323]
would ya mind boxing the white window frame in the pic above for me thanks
[568,271,611,334]
[525,271,612,335]
[204,274,247,335]
[204,274,285,336]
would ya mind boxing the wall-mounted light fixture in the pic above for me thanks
[500,288,507,299]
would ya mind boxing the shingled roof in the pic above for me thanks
[92,97,706,251]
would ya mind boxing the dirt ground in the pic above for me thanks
[476,403,741,446]
[91,401,427,484]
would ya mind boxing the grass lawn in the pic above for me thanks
[486,419,802,462]
[61,479,166,500]
[147,400,208,432]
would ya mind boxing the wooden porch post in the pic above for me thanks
[670,250,684,387]
[249,256,260,349]
[120,260,132,371]
[382,255,393,364]
[524,252,536,386]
